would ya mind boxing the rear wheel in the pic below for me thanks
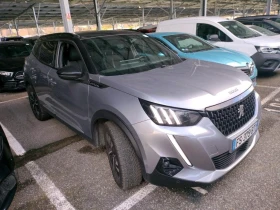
[104,121,142,190]
[27,85,51,121]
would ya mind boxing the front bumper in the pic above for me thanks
[0,78,25,91]
[251,52,280,73]
[134,91,261,187]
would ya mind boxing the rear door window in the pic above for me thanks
[39,41,58,67]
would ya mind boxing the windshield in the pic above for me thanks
[250,25,277,36]
[0,43,32,59]
[265,20,280,29]
[219,21,261,39]
[82,34,182,76]
[164,34,214,53]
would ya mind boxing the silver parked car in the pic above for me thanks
[24,31,261,190]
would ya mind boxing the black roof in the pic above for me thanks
[39,30,141,41]
[235,15,280,20]
[0,41,28,45]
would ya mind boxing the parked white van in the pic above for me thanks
[157,17,280,73]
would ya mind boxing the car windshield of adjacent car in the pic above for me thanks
[250,25,277,36]
[219,21,261,38]
[0,43,32,59]
[265,19,280,29]
[163,34,214,53]
[82,34,183,76]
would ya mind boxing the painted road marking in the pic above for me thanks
[112,184,157,210]
[1,122,75,210]
[191,187,208,195]
[261,88,280,106]
[0,96,28,104]
[1,123,26,156]
[256,85,278,89]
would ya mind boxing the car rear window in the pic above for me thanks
[0,43,32,59]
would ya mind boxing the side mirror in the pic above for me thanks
[207,34,221,41]
[57,65,83,80]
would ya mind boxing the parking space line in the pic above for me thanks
[191,187,208,195]
[1,122,75,210]
[256,85,278,89]
[112,184,157,210]
[261,87,280,106]
[25,161,75,210]
[1,123,26,156]
[0,96,28,105]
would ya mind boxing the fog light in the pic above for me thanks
[156,157,183,177]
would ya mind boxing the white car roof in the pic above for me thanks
[159,16,230,24]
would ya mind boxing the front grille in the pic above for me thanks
[212,140,250,169]
[206,91,256,136]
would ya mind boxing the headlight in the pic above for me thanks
[0,71,13,77]
[247,62,255,75]
[140,100,202,126]
[255,46,279,54]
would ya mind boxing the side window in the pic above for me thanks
[58,42,84,72]
[196,23,232,42]
[39,41,57,67]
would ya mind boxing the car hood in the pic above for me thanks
[100,59,252,110]
[243,36,280,47]
[0,57,25,72]
[188,48,252,67]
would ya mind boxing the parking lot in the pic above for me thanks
[0,73,279,210]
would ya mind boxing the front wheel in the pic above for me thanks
[27,85,51,121]
[104,121,142,190]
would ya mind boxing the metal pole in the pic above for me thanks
[112,18,115,30]
[200,0,207,16]
[13,19,19,36]
[214,0,218,15]
[142,8,145,27]
[266,0,272,15]
[243,5,246,17]
[8,24,12,36]
[32,7,40,35]
[170,0,174,19]
[59,0,74,33]
[93,0,102,30]
[53,21,56,32]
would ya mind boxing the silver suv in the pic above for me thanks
[24,31,261,190]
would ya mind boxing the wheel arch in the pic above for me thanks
[91,110,145,169]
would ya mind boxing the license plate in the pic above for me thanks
[232,122,258,151]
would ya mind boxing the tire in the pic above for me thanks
[104,121,142,190]
[27,85,51,121]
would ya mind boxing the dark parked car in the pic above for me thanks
[0,36,23,42]
[236,16,280,34]
[24,31,260,190]
[235,15,280,23]
[23,36,39,47]
[0,125,17,209]
[0,41,32,91]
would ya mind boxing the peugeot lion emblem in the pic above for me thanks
[238,105,245,119]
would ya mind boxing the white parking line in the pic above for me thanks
[112,184,157,210]
[1,123,26,156]
[256,85,278,89]
[261,87,280,106]
[0,96,28,105]
[191,187,208,195]
[1,122,75,210]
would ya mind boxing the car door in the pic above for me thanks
[31,40,57,114]
[47,40,89,134]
